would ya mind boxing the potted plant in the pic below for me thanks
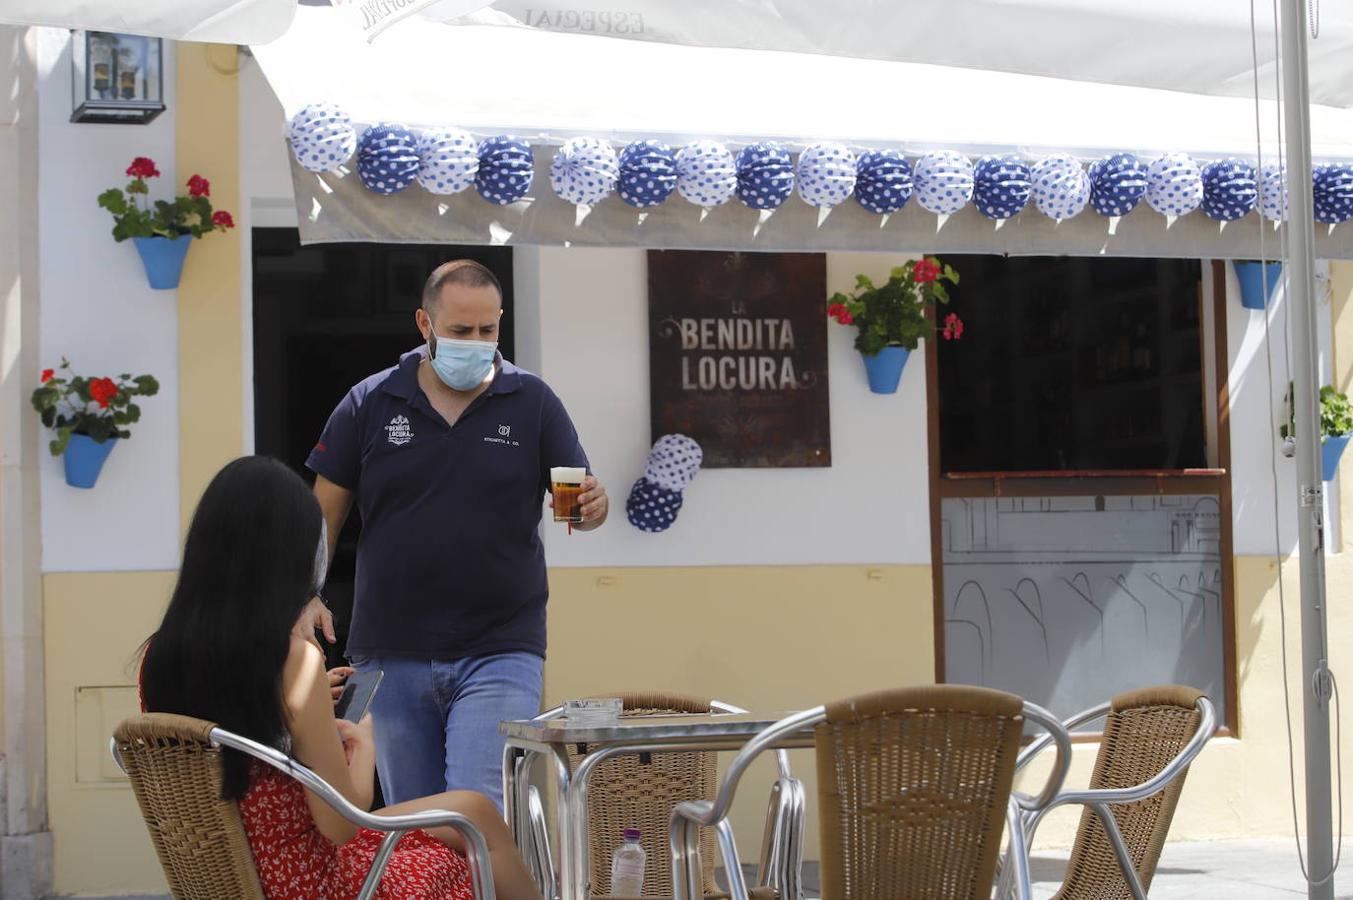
[98,157,236,290]
[1234,259,1282,310]
[826,256,962,394]
[1281,382,1353,480]
[30,360,160,489]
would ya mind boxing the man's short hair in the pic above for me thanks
[422,260,503,313]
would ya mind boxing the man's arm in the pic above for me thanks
[293,475,356,647]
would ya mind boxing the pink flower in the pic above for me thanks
[942,312,964,341]
[914,259,940,284]
[212,210,235,229]
[125,157,160,179]
[187,174,211,198]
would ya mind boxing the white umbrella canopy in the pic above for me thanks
[0,0,297,44]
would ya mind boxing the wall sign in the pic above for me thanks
[648,250,830,467]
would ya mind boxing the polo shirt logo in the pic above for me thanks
[385,414,414,446]
[498,424,511,437]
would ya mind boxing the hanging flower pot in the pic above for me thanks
[132,235,192,290]
[1322,434,1351,481]
[1234,260,1282,310]
[63,434,118,489]
[861,347,910,394]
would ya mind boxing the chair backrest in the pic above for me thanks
[814,685,1025,900]
[113,713,265,900]
[568,692,721,898]
[1055,684,1206,899]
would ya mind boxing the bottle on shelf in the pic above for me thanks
[610,828,646,896]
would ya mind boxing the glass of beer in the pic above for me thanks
[550,467,586,524]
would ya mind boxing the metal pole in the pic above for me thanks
[1276,0,1336,895]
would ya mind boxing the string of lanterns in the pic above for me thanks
[287,102,1353,225]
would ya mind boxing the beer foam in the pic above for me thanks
[550,466,586,483]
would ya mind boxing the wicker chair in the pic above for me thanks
[112,713,497,900]
[1000,685,1217,900]
[672,685,1072,900]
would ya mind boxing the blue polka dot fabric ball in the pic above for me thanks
[356,123,419,195]
[625,477,685,533]
[415,127,478,195]
[475,136,534,205]
[736,142,795,210]
[1088,153,1148,217]
[1260,162,1288,222]
[675,141,737,208]
[618,140,677,208]
[914,151,974,215]
[855,150,913,214]
[288,102,356,174]
[1146,153,1203,217]
[973,155,1031,220]
[1201,158,1258,221]
[1031,154,1090,221]
[644,434,703,492]
[797,142,857,208]
[1314,164,1353,224]
[550,137,619,206]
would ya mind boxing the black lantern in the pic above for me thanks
[70,31,166,124]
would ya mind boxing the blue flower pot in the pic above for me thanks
[132,235,192,290]
[861,346,910,394]
[1234,261,1282,310]
[63,434,117,489]
[1322,434,1350,481]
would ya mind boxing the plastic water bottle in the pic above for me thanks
[609,827,646,895]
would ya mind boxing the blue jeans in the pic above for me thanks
[349,651,543,811]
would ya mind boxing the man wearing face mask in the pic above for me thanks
[295,259,607,812]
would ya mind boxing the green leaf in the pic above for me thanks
[97,189,127,215]
[50,428,71,457]
[854,273,875,291]
[134,375,160,396]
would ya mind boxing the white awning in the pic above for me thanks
[0,0,296,44]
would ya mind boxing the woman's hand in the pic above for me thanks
[292,596,336,650]
[327,667,354,703]
[335,714,375,767]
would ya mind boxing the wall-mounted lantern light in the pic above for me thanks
[71,31,165,124]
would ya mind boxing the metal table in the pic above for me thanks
[501,711,813,900]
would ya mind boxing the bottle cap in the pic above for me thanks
[622,828,641,841]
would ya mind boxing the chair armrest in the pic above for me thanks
[1015,701,1111,772]
[1011,701,1073,812]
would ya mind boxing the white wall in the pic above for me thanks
[36,29,180,572]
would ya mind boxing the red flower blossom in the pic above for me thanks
[40,368,53,383]
[88,377,118,409]
[212,210,235,229]
[187,175,211,198]
[914,259,940,284]
[125,157,160,179]
[942,312,965,341]
[836,309,854,325]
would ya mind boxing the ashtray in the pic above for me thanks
[563,697,622,725]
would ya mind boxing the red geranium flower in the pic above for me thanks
[914,259,940,284]
[942,312,965,341]
[125,157,160,179]
[187,174,211,198]
[836,309,854,325]
[89,377,118,409]
[212,210,235,229]
[40,368,53,383]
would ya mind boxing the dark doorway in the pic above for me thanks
[251,228,514,668]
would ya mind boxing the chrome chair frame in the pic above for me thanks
[670,701,1072,900]
[997,695,1217,900]
[112,726,497,900]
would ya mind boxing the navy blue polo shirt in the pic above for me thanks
[305,347,590,661]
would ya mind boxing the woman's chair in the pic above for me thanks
[671,685,1071,900]
[112,713,497,900]
[999,685,1217,900]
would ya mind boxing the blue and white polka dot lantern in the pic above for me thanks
[675,141,737,208]
[644,434,703,493]
[1314,163,1353,225]
[618,140,677,208]
[1089,153,1148,217]
[356,123,420,195]
[549,137,619,206]
[735,142,795,210]
[1260,162,1288,222]
[1201,159,1258,221]
[797,142,857,208]
[288,102,357,174]
[973,155,1031,220]
[1146,153,1204,217]
[625,477,684,533]
[1031,154,1090,221]
[854,150,913,215]
[475,136,534,205]
[415,127,478,195]
[914,151,974,215]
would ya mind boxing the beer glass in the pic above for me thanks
[550,466,586,523]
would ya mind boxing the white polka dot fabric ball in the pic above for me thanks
[1260,162,1288,222]
[676,141,737,208]
[356,123,420,195]
[415,128,478,195]
[1146,153,1204,217]
[549,137,619,206]
[288,103,357,174]
[797,142,857,208]
[1030,153,1090,221]
[644,434,703,492]
[914,151,974,215]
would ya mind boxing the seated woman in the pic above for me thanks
[139,456,541,900]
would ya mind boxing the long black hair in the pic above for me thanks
[140,456,325,800]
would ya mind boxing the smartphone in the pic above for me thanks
[334,669,383,723]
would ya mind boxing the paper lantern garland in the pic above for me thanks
[676,141,737,208]
[1260,162,1288,222]
[973,155,1031,220]
[854,150,913,214]
[625,478,684,533]
[797,142,857,208]
[626,434,702,533]
[736,142,795,210]
[618,140,678,208]
[549,136,619,206]
[415,127,478,195]
[1088,153,1148,217]
[288,102,357,174]
[356,123,420,195]
[1031,153,1090,221]
[475,136,534,205]
[1200,159,1258,221]
[1314,164,1353,225]
[914,151,975,215]
[1146,153,1204,217]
